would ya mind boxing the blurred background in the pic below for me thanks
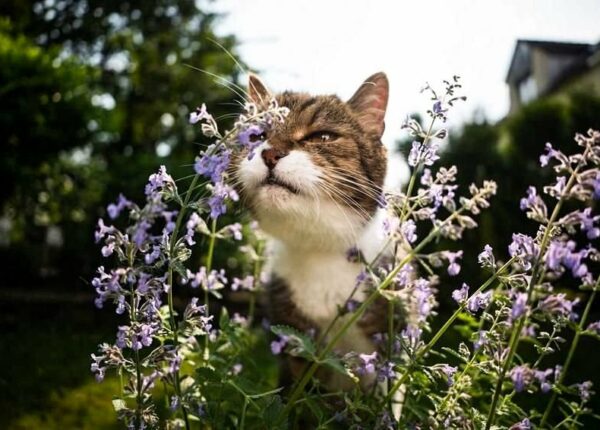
[1,0,600,428]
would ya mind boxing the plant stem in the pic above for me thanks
[540,282,599,427]
[166,174,200,430]
[127,250,144,426]
[203,218,218,361]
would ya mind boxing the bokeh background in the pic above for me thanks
[1,0,600,428]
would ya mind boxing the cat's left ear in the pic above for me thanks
[348,72,389,138]
[248,73,272,105]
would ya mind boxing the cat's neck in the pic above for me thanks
[266,208,388,263]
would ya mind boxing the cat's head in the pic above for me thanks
[233,73,389,250]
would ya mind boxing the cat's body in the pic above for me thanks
[234,72,406,390]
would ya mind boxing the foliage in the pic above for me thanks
[91,77,600,429]
[0,1,243,283]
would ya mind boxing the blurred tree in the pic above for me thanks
[0,1,244,282]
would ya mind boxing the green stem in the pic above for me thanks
[540,283,599,427]
[203,218,218,361]
[127,250,144,426]
[166,174,200,430]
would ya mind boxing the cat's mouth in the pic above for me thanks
[261,173,299,194]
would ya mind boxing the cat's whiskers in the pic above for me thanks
[183,63,251,106]
[321,169,384,200]
[318,184,371,227]
[322,173,383,203]
[315,182,362,247]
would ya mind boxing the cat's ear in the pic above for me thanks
[248,73,272,105]
[348,72,389,138]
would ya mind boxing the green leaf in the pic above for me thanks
[271,325,317,358]
[261,395,287,429]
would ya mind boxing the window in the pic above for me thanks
[518,75,538,104]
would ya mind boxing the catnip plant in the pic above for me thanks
[92,76,600,429]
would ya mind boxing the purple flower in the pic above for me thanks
[132,219,151,248]
[231,275,254,291]
[357,351,377,375]
[189,104,211,124]
[534,368,554,393]
[107,194,132,219]
[562,242,590,278]
[145,165,175,197]
[378,362,396,382]
[382,215,400,236]
[408,141,440,167]
[401,220,417,243]
[270,335,289,355]
[519,186,538,211]
[545,176,567,199]
[508,233,539,271]
[144,246,161,265]
[444,250,463,276]
[539,142,560,167]
[95,218,115,243]
[401,325,423,350]
[591,172,600,199]
[510,292,529,323]
[90,353,106,382]
[226,223,243,241]
[473,330,488,350]
[238,125,264,159]
[510,364,533,392]
[101,242,115,257]
[545,240,568,271]
[432,101,447,115]
[587,321,600,333]
[575,381,593,403]
[194,149,231,183]
[579,208,600,239]
[438,364,457,386]
[466,291,492,313]
[478,244,495,268]
[414,278,435,321]
[509,418,531,430]
[451,283,469,304]
[538,293,579,320]
[208,181,239,219]
[170,395,180,412]
[345,299,360,312]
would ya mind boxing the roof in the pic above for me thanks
[505,39,597,84]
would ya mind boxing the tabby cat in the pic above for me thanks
[233,72,406,390]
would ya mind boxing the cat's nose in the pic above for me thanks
[261,148,288,170]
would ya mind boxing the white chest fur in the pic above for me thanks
[272,248,364,326]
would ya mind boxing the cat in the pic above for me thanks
[232,72,407,391]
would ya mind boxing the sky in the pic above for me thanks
[210,0,600,184]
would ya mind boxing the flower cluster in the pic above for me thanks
[91,75,600,430]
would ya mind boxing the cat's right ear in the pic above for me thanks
[248,73,272,105]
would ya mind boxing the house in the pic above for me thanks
[506,39,600,114]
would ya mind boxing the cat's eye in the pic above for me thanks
[248,132,267,143]
[305,131,338,143]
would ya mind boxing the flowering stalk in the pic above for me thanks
[484,146,591,430]
[384,257,515,405]
[540,279,600,426]
[203,218,218,361]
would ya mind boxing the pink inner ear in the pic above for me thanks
[349,74,389,137]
